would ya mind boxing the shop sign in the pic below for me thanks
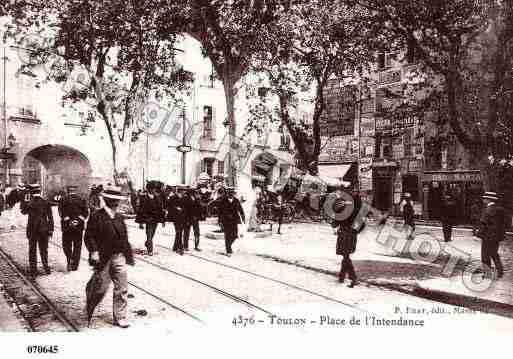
[360,177,373,191]
[376,117,391,131]
[378,69,401,85]
[359,157,373,179]
[422,171,482,183]
[360,117,375,137]
[401,159,409,173]
[408,159,423,172]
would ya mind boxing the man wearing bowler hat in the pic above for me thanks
[166,184,191,255]
[84,185,134,328]
[135,181,165,256]
[476,191,506,279]
[217,186,245,257]
[20,184,54,276]
[58,185,89,271]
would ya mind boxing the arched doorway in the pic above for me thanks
[23,145,92,199]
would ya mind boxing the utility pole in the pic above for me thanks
[2,46,8,186]
[176,106,192,185]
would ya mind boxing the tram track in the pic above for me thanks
[0,228,204,326]
[126,223,375,315]
[0,244,79,332]
[45,235,205,325]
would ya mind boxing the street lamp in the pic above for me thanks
[170,106,192,185]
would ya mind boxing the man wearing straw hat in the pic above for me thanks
[476,191,505,279]
[84,185,134,328]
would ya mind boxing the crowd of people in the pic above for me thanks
[0,179,507,327]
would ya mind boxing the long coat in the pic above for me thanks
[217,197,245,226]
[84,208,134,270]
[403,202,415,227]
[20,196,54,239]
[440,199,459,225]
[166,194,193,223]
[332,194,362,256]
[477,203,506,242]
[58,194,89,232]
[136,194,165,224]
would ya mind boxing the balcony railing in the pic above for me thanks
[9,107,40,123]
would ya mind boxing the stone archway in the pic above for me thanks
[24,144,92,198]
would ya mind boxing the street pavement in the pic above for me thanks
[0,205,513,333]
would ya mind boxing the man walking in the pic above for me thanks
[58,185,89,271]
[402,193,415,240]
[440,194,458,242]
[136,182,165,256]
[84,185,134,328]
[217,186,245,257]
[476,191,506,279]
[166,184,189,255]
[183,188,202,251]
[20,184,54,276]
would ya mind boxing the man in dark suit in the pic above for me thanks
[136,182,165,256]
[84,185,134,328]
[217,186,245,257]
[166,184,190,255]
[58,185,89,271]
[440,194,458,242]
[20,184,54,276]
[183,188,203,251]
[477,191,506,279]
[402,193,415,240]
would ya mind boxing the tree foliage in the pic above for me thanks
[246,0,380,174]
[4,0,192,180]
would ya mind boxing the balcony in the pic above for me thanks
[198,135,217,152]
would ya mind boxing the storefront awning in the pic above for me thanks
[318,164,352,181]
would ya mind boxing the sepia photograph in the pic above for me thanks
[0,0,512,357]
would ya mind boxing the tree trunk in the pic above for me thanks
[223,74,237,187]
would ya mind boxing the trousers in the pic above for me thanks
[223,223,238,254]
[442,223,453,242]
[62,230,83,270]
[86,253,128,323]
[145,223,158,252]
[183,220,200,249]
[339,255,356,281]
[28,233,49,272]
[172,222,185,252]
[481,240,504,275]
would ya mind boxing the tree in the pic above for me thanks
[361,0,513,192]
[183,0,288,185]
[4,0,192,183]
[246,0,380,175]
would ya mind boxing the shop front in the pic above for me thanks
[372,161,398,212]
[422,170,483,224]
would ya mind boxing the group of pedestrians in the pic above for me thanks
[135,182,246,257]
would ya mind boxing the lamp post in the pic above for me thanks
[2,46,8,185]
[176,107,192,185]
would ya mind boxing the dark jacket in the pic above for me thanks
[84,208,134,270]
[217,196,245,226]
[403,201,415,226]
[21,196,54,239]
[188,194,203,222]
[58,194,89,232]
[136,194,165,224]
[332,194,363,256]
[477,203,506,242]
[0,193,5,213]
[440,199,459,225]
[166,194,193,223]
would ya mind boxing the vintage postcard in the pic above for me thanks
[0,1,512,357]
